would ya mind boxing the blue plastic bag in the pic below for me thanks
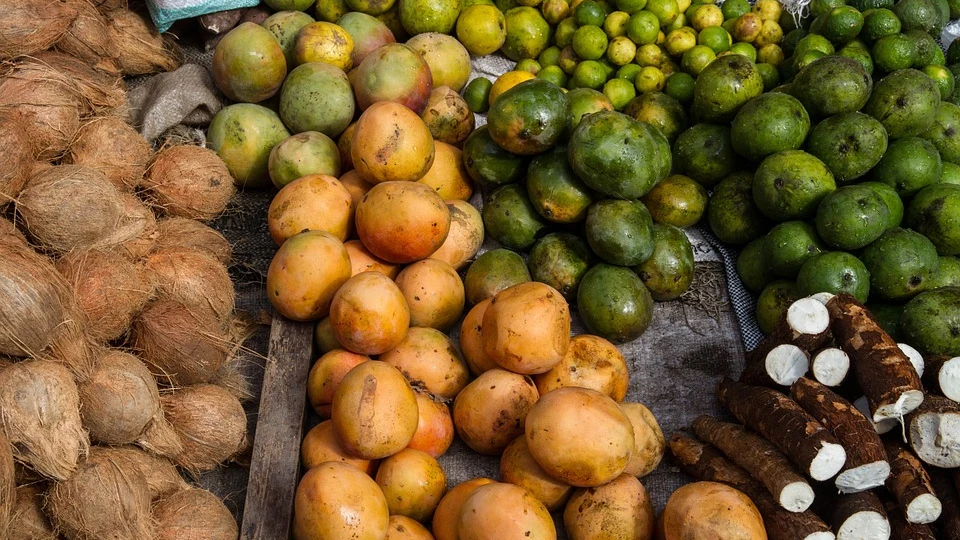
[146,0,261,32]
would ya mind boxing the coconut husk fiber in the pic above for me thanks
[0,61,84,161]
[0,110,35,207]
[107,192,160,261]
[17,165,125,253]
[161,384,247,474]
[0,0,78,61]
[104,7,182,76]
[46,445,154,540]
[154,217,232,264]
[0,360,89,481]
[56,249,152,343]
[9,484,57,540]
[56,0,121,75]
[146,246,235,322]
[66,116,151,192]
[142,145,236,222]
[153,487,238,540]
[0,431,14,537]
[28,51,128,118]
[105,446,187,502]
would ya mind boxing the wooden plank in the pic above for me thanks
[240,314,314,540]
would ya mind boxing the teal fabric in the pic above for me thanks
[146,0,261,32]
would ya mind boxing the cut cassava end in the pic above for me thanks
[832,491,891,540]
[826,294,925,423]
[923,355,960,402]
[811,348,851,387]
[809,292,837,305]
[790,377,889,493]
[742,344,810,388]
[929,468,960,540]
[883,499,937,540]
[883,438,942,524]
[668,432,836,540]
[691,415,815,512]
[854,396,897,435]
[717,378,847,481]
[899,343,925,378]
[907,395,960,468]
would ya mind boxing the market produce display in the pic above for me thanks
[0,2,253,537]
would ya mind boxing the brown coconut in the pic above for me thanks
[0,62,84,161]
[78,350,183,458]
[0,360,89,481]
[56,0,121,75]
[0,110,34,206]
[142,145,236,222]
[0,217,27,247]
[17,165,126,254]
[161,384,247,473]
[29,51,128,118]
[56,249,152,343]
[132,299,230,387]
[46,446,154,540]
[146,246,235,322]
[107,192,160,260]
[106,446,187,502]
[212,357,253,402]
[154,217,232,264]
[105,8,182,76]
[0,431,13,537]
[154,487,238,540]
[9,484,57,540]
[65,116,151,191]
[0,0,78,61]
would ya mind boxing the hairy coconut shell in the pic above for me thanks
[17,165,125,253]
[56,250,152,343]
[0,217,27,248]
[154,487,238,540]
[212,358,253,402]
[9,484,57,540]
[107,193,159,260]
[47,446,154,540]
[154,218,232,264]
[0,0,78,61]
[0,241,72,358]
[161,384,247,473]
[65,117,151,191]
[105,8,181,76]
[132,300,230,386]
[56,0,121,75]
[29,51,128,118]
[0,360,88,481]
[105,446,187,502]
[142,145,236,222]
[0,431,13,537]
[0,62,84,161]
[0,110,34,206]
[146,247,235,322]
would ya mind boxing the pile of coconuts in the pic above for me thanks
[0,2,247,538]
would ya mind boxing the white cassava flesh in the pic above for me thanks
[765,344,810,386]
[811,348,850,387]
[786,298,831,335]
[898,343,925,378]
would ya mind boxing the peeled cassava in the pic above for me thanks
[47,446,154,540]
[56,0,120,74]
[17,165,125,253]
[0,110,34,206]
[105,8,182,76]
[29,51,128,117]
[9,484,57,540]
[0,360,88,481]
[142,145,236,222]
[146,246,235,322]
[78,350,182,458]
[0,0,78,60]
[0,431,13,537]
[132,300,230,386]
[66,116,152,191]
[154,217,232,264]
[56,249,152,343]
[154,487,239,540]
[161,384,247,473]
[0,61,84,160]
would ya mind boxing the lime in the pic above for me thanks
[664,27,698,56]
[573,24,610,59]
[727,41,758,61]
[794,33,836,57]
[646,0,681,25]
[516,58,542,74]
[539,45,562,66]
[502,6,552,61]
[872,33,916,73]
[681,45,717,75]
[664,13,689,32]
[661,58,680,75]
[664,71,695,101]
[698,25,732,53]
[635,42,665,65]
[794,48,827,70]
[690,3,724,30]
[781,28,807,56]
[537,64,569,86]
[906,28,938,67]
[599,57,618,78]
[617,63,644,80]
[810,0,845,18]
[575,0,608,24]
[559,44,581,73]
[942,161,960,184]
[555,17,579,47]
[753,0,783,20]
[606,35,639,64]
[541,0,571,22]
[893,0,943,34]
[616,0,648,12]
[603,76,638,108]
[634,65,666,92]
[626,10,661,44]
[463,76,493,113]
[604,10,632,36]
[457,4,508,56]
[861,8,901,42]
[821,6,864,44]
[757,43,785,66]
[756,61,781,89]
[489,70,537,105]
[571,59,609,88]
[924,64,956,99]
[721,0,750,19]
[850,0,893,9]
[949,39,960,64]
[933,46,946,66]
